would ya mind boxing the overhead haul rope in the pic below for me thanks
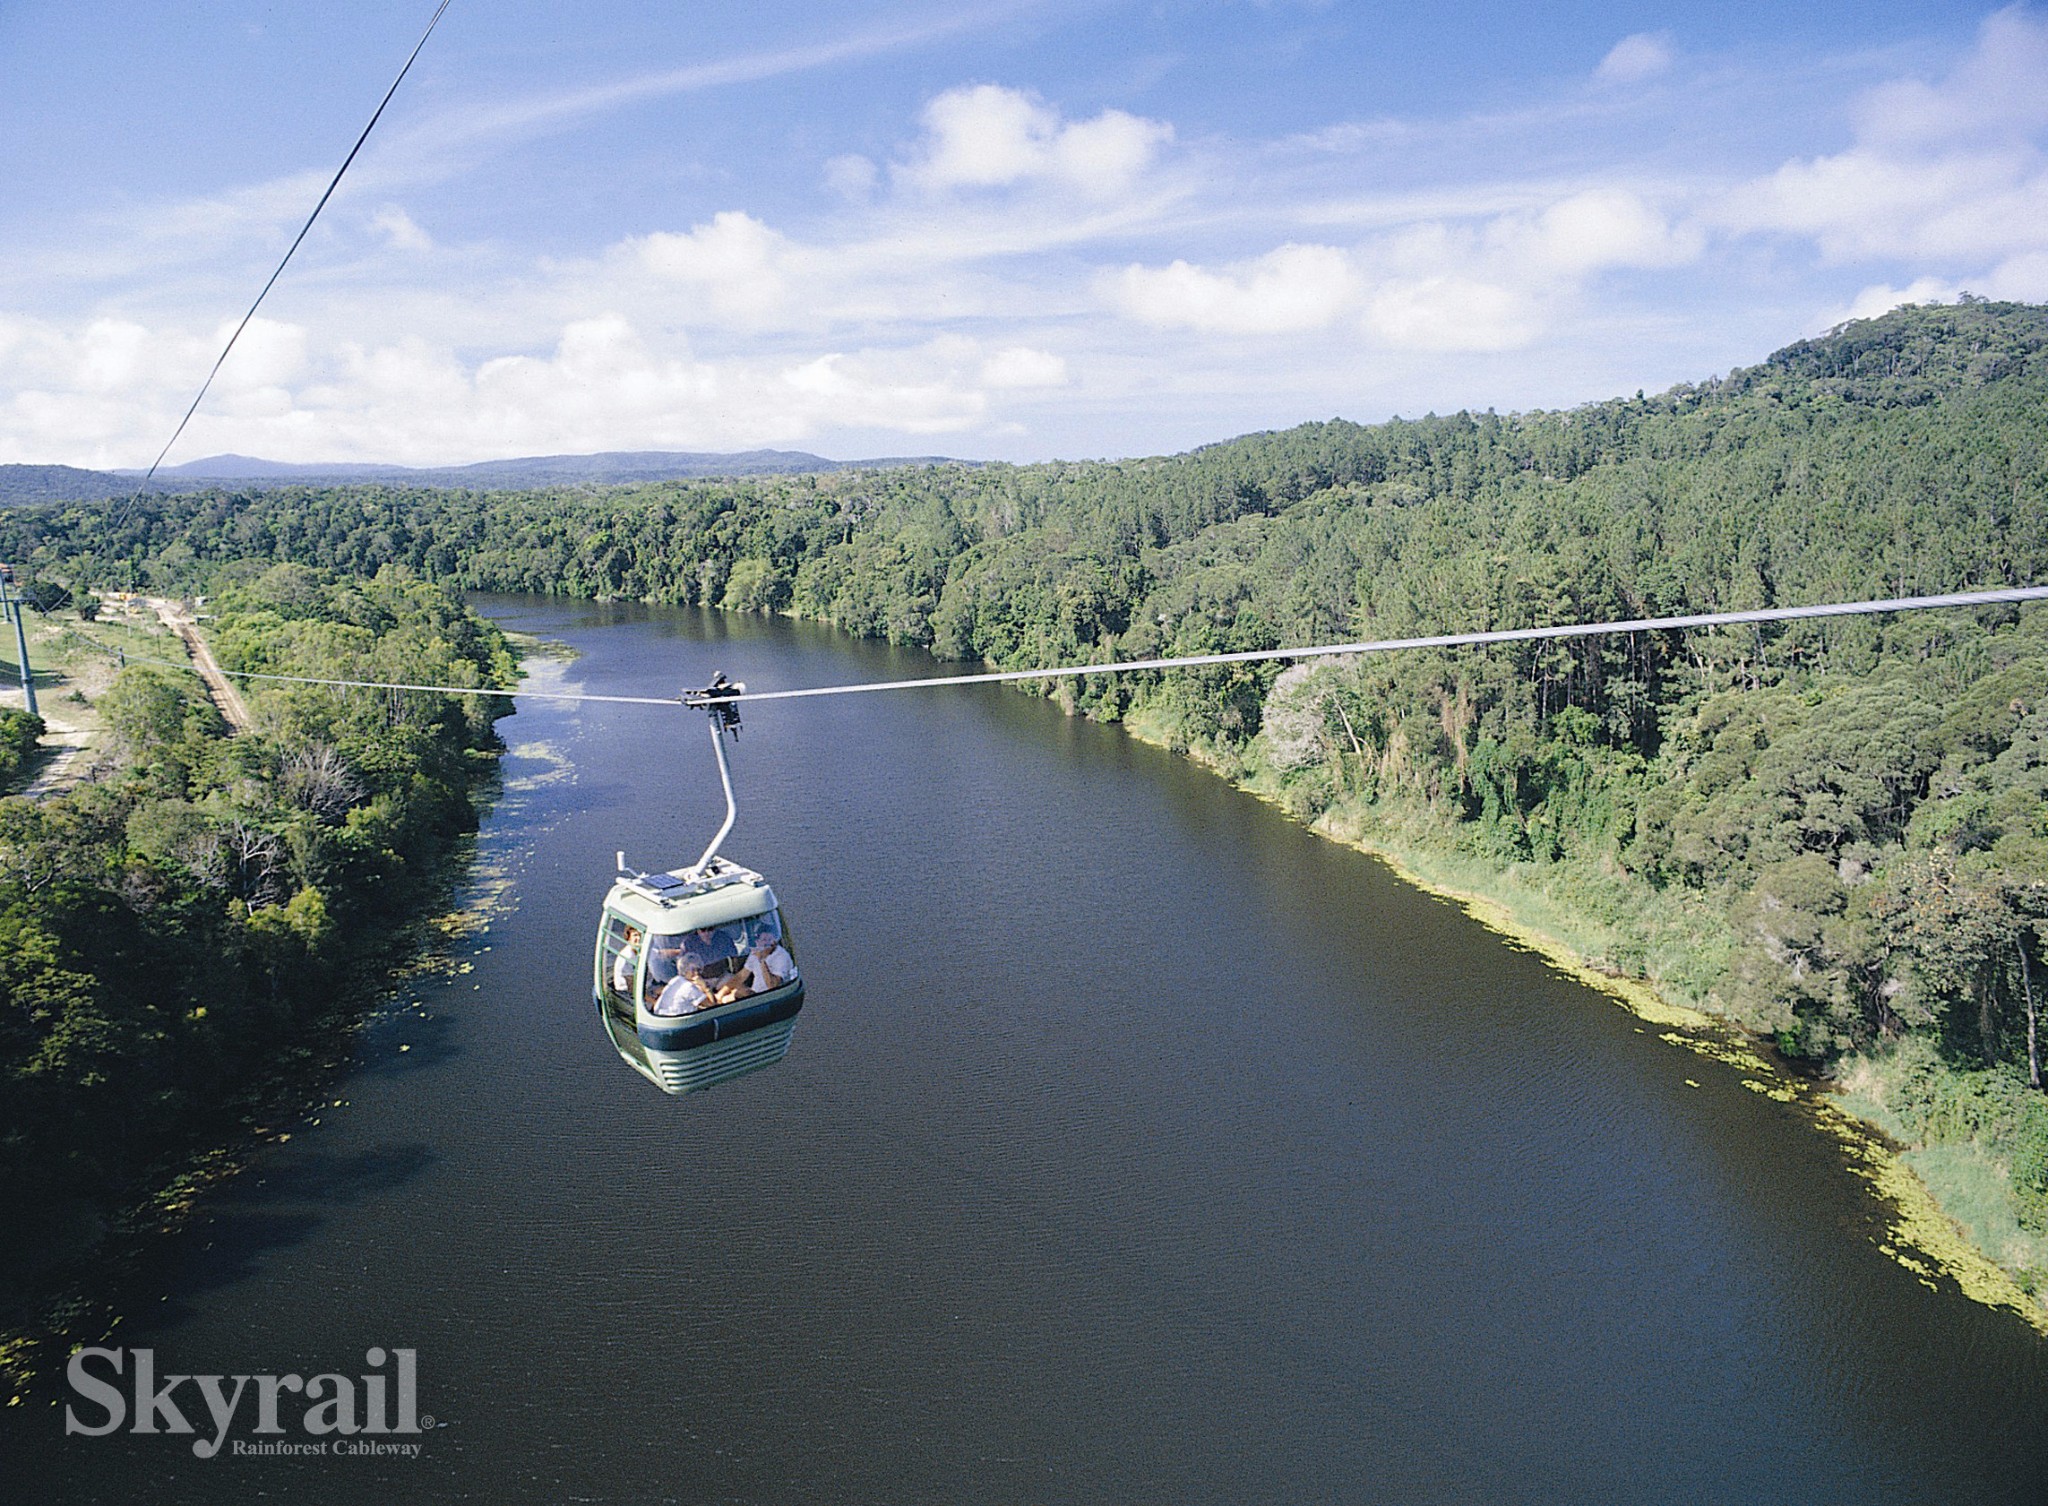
[133,0,457,488]
[75,585,2048,707]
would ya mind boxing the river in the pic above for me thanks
[15,597,2048,1503]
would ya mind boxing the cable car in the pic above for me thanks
[593,676,803,1094]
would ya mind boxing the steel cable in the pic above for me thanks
[65,585,2048,708]
[136,1,457,488]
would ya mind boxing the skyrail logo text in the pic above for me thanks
[64,1346,428,1459]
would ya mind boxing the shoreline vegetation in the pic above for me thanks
[1265,753,2048,1332]
[0,566,516,1393]
[4,298,2048,1329]
[1129,703,2048,1330]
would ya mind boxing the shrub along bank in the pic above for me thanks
[0,564,514,1343]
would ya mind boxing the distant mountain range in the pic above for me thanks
[0,448,965,506]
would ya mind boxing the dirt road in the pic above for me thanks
[20,714,91,798]
[148,597,253,733]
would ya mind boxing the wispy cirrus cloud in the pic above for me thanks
[1,2,1048,300]
[407,3,1039,158]
[1596,33,1675,85]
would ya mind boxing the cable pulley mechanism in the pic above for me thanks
[682,672,745,735]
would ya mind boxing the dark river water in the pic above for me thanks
[14,597,2048,1503]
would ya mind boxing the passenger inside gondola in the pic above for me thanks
[732,926,795,999]
[645,933,685,988]
[651,961,715,1016]
[680,926,723,974]
[639,919,796,1010]
[611,926,643,996]
[647,928,731,1005]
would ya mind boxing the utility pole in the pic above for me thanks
[0,563,39,718]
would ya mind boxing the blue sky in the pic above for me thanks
[2,1,2043,467]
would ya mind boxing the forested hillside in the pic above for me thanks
[5,297,2047,1268]
[0,568,512,1330]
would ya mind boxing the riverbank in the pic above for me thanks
[1113,703,2048,1335]
[1325,821,2048,1336]
[0,570,521,1396]
[0,811,512,1400]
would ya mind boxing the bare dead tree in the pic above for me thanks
[282,742,365,824]
[224,818,288,908]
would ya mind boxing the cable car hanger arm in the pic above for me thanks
[680,675,746,876]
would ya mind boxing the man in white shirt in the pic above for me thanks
[646,934,684,987]
[741,930,795,995]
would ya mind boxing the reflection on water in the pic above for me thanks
[13,597,2048,1505]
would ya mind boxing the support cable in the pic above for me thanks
[732,586,2048,704]
[137,0,456,486]
[63,584,2048,708]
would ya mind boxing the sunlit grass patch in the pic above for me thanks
[1902,1143,2048,1283]
[1811,1099,2048,1332]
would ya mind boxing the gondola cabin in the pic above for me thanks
[593,858,803,1095]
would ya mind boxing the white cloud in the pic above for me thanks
[328,334,473,414]
[1822,247,2048,327]
[1512,189,1697,273]
[780,351,986,433]
[631,212,798,325]
[1364,277,1538,352]
[1721,7,2048,265]
[915,85,1049,188]
[0,306,1068,465]
[371,206,434,253]
[8,15,2046,469]
[1048,108,1175,197]
[0,314,215,403]
[1831,276,1963,325]
[978,346,1068,388]
[902,84,1172,197]
[0,315,203,466]
[1596,32,1674,85]
[1727,146,2048,262]
[824,154,879,199]
[1984,249,2048,299]
[149,169,334,253]
[441,322,1000,448]
[1109,244,1362,333]
[1851,5,2048,147]
[73,318,156,394]
[212,317,309,392]
[1107,187,1692,349]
